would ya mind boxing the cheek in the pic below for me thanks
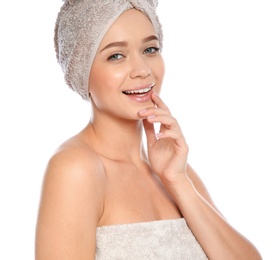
[106,68,126,84]
[152,57,165,86]
[89,65,126,93]
[88,65,127,108]
[88,65,104,105]
[159,60,165,80]
[159,55,165,74]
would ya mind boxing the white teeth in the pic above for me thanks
[124,87,152,94]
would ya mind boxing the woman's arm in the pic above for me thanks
[35,147,105,260]
[164,164,262,260]
[139,92,262,260]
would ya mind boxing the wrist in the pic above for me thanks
[160,172,190,192]
[161,174,200,216]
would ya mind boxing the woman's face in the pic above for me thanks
[89,9,165,120]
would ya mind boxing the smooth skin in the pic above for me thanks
[35,9,262,260]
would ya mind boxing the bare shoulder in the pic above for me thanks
[43,137,106,208]
[46,137,106,185]
[36,137,106,259]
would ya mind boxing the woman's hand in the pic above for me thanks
[138,92,189,184]
[139,92,263,260]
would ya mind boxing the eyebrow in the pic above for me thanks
[100,35,159,53]
[142,35,159,43]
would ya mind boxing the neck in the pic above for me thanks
[86,113,147,163]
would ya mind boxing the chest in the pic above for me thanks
[98,161,181,226]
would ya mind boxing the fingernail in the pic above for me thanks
[156,132,163,138]
[138,109,147,114]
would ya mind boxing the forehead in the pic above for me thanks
[99,9,157,46]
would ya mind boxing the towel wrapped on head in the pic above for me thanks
[54,0,163,101]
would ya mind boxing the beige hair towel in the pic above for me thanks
[54,0,163,101]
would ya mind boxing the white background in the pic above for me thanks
[0,1,275,259]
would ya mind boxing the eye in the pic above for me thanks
[143,46,160,54]
[107,53,124,61]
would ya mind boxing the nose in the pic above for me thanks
[129,54,151,79]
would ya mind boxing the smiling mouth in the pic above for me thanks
[122,86,153,95]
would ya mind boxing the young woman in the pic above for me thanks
[35,1,262,259]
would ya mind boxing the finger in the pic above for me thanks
[147,114,179,131]
[142,119,157,147]
[151,92,170,111]
[147,115,185,143]
[146,114,174,124]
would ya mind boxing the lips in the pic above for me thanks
[122,85,154,95]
